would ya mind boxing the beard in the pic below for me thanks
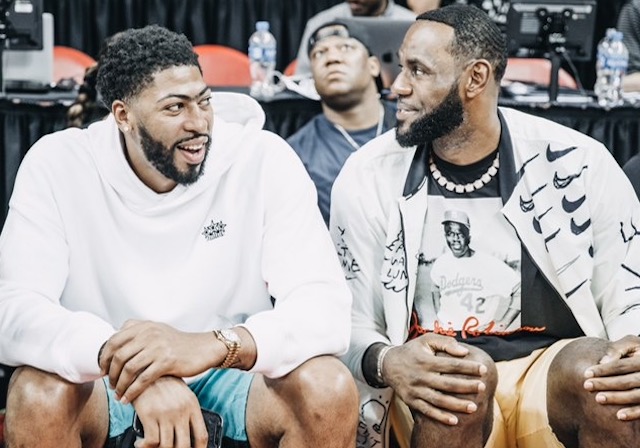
[138,125,210,186]
[395,82,464,148]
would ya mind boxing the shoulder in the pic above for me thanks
[334,129,415,198]
[387,1,417,18]
[308,3,351,24]
[500,107,608,154]
[286,114,325,150]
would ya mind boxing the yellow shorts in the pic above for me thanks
[390,339,574,448]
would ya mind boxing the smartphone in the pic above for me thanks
[133,408,223,448]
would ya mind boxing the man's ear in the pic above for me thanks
[112,100,131,133]
[465,59,493,99]
[368,55,382,79]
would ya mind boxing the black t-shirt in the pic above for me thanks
[409,146,584,361]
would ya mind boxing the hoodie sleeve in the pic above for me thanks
[0,140,115,383]
[240,131,352,378]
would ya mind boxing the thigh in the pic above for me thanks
[189,368,254,446]
[497,339,574,448]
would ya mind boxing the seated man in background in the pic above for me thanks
[618,0,640,92]
[294,0,415,78]
[0,25,358,448]
[331,5,640,448]
[288,20,396,226]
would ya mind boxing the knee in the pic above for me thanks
[7,366,89,415]
[438,344,498,397]
[548,338,606,393]
[280,356,359,417]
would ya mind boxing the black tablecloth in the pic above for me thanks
[1,91,639,229]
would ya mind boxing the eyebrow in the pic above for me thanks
[157,86,211,103]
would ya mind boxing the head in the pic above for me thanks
[346,0,388,17]
[393,4,507,147]
[96,25,213,192]
[442,210,472,258]
[308,20,382,110]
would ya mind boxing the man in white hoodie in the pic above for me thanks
[0,25,358,448]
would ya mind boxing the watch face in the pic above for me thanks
[220,328,240,344]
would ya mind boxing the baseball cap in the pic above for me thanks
[307,19,384,92]
[307,20,373,56]
[442,210,471,229]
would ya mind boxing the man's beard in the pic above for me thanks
[139,125,210,185]
[395,82,464,148]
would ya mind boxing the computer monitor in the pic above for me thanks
[336,17,414,89]
[1,0,43,50]
[505,0,597,62]
[2,11,53,88]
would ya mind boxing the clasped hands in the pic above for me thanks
[98,320,223,448]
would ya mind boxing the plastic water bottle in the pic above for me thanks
[594,28,629,108]
[248,21,277,99]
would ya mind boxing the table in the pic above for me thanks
[1,91,639,228]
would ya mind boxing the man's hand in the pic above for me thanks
[99,320,222,404]
[382,333,488,426]
[584,335,640,421]
[132,376,208,448]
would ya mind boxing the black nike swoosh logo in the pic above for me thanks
[546,144,578,162]
[520,196,534,213]
[566,279,588,298]
[553,166,588,189]
[571,217,591,235]
[544,228,561,251]
[518,154,539,178]
[562,195,586,213]
[532,207,553,234]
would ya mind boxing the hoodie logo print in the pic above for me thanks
[202,220,227,241]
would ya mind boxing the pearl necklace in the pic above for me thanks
[429,152,500,194]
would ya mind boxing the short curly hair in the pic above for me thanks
[96,25,201,108]
[417,4,507,83]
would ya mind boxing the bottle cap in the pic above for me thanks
[256,21,269,32]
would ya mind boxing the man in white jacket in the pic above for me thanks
[330,5,640,448]
[0,25,358,447]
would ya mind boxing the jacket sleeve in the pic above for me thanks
[241,132,352,378]
[0,142,115,383]
[586,145,640,339]
[329,155,391,383]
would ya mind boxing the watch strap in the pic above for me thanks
[212,329,240,369]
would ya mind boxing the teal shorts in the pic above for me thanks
[104,368,254,446]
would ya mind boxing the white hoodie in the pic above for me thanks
[0,92,351,383]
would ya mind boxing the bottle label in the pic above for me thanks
[604,56,628,71]
[248,45,276,64]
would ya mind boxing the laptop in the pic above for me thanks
[3,12,54,92]
[337,17,414,88]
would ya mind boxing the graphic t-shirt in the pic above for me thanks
[411,146,584,361]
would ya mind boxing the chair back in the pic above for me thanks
[53,46,97,85]
[503,58,578,89]
[193,45,252,87]
[284,59,297,77]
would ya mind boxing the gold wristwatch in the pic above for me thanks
[213,328,241,368]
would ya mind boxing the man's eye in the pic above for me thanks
[167,103,183,112]
[312,49,325,60]
[199,97,211,106]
